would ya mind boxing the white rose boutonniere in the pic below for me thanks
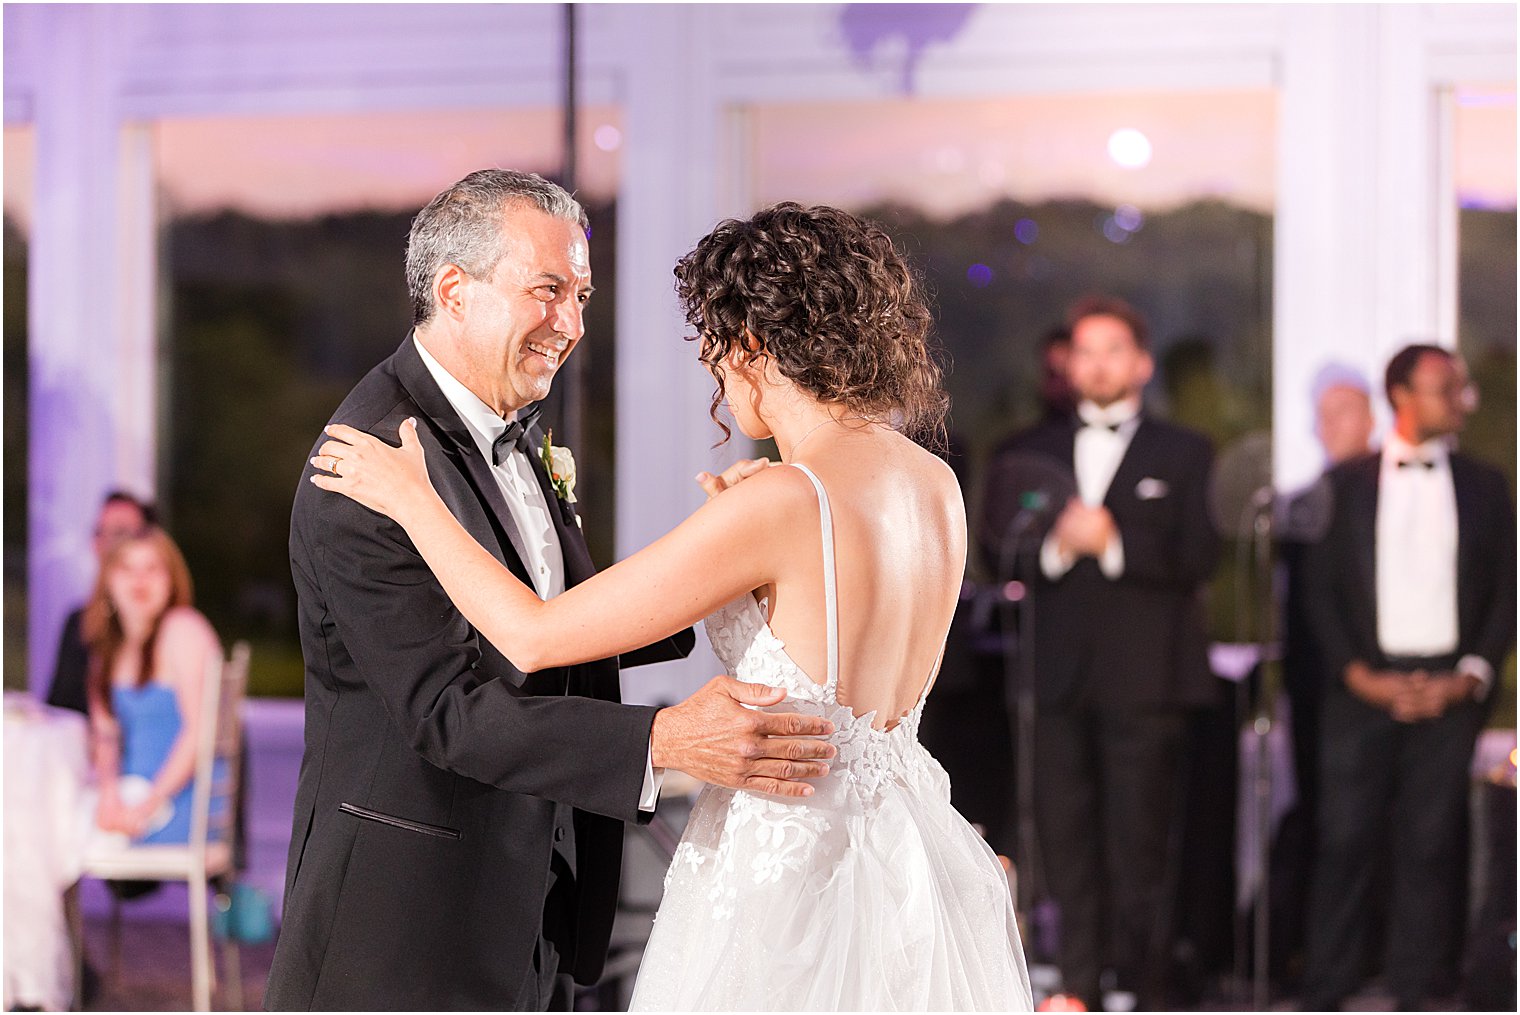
[540,430,577,504]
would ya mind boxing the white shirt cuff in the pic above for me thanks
[1040,532,1075,580]
[1098,530,1125,580]
[1456,654,1494,701]
[638,746,663,813]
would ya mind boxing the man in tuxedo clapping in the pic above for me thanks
[1002,296,1219,1010]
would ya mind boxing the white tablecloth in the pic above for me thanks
[3,694,91,1011]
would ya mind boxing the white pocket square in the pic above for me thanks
[1136,477,1169,500]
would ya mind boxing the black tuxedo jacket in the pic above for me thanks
[1303,450,1515,703]
[995,415,1220,708]
[45,606,90,714]
[265,337,693,1010]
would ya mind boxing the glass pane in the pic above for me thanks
[1454,85,1516,492]
[1453,83,1516,726]
[4,125,33,691]
[154,109,622,696]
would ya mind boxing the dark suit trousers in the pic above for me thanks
[1034,704,1186,1005]
[533,824,579,1011]
[1302,677,1484,1008]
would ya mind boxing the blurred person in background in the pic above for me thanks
[1311,369,1377,467]
[962,324,1077,858]
[1299,344,1515,1011]
[1038,324,1076,422]
[978,323,1076,572]
[1002,295,1219,1009]
[45,491,156,714]
[83,527,226,846]
[1273,365,1377,983]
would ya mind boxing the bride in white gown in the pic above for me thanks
[313,202,1032,1011]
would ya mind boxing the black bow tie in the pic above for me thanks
[492,404,543,466]
[1396,458,1435,471]
[1084,420,1124,433]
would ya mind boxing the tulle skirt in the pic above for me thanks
[629,753,1032,1011]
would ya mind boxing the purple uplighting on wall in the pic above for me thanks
[838,3,976,94]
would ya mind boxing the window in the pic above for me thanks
[4,125,34,689]
[1452,85,1516,493]
[742,91,1275,632]
[1451,83,1516,724]
[153,109,622,694]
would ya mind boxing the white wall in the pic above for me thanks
[5,3,1514,700]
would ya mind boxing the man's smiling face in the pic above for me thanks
[460,203,593,413]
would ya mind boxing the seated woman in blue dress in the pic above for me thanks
[83,527,226,846]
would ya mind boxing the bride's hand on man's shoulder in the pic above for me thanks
[694,457,772,500]
[310,418,433,525]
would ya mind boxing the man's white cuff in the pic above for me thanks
[639,746,664,813]
[1098,531,1125,580]
[1040,532,1075,580]
[1456,654,1494,702]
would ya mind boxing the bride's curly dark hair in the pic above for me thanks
[674,202,948,447]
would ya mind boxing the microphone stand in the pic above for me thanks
[998,496,1051,927]
[1231,485,1279,1011]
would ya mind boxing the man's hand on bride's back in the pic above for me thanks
[651,676,835,797]
[694,458,771,500]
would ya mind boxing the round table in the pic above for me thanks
[3,694,91,1011]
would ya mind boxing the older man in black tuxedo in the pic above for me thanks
[1299,344,1515,1011]
[998,296,1219,1009]
[266,170,836,1010]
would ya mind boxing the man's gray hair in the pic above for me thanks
[406,169,588,326]
[1310,361,1372,407]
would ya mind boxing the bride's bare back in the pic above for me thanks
[757,428,966,729]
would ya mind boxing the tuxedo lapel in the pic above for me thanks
[439,441,538,584]
[1350,455,1381,639]
[1449,455,1482,626]
[1046,416,1078,472]
[1103,417,1151,510]
[522,424,596,588]
[391,336,536,586]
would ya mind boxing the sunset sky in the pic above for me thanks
[5,86,1513,229]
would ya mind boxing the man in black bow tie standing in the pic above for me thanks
[1299,344,1515,1011]
[267,170,836,1010]
[993,296,1219,1009]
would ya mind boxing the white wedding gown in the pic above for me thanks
[629,464,1032,1011]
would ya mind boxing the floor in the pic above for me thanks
[63,699,1511,1012]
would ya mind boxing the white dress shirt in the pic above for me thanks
[1041,398,1137,581]
[414,338,564,599]
[414,337,664,807]
[1376,430,1490,697]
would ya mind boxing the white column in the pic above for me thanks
[608,5,732,706]
[1274,6,1378,492]
[27,6,157,696]
[1432,87,1459,345]
[1273,5,1441,491]
[1373,5,1444,355]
